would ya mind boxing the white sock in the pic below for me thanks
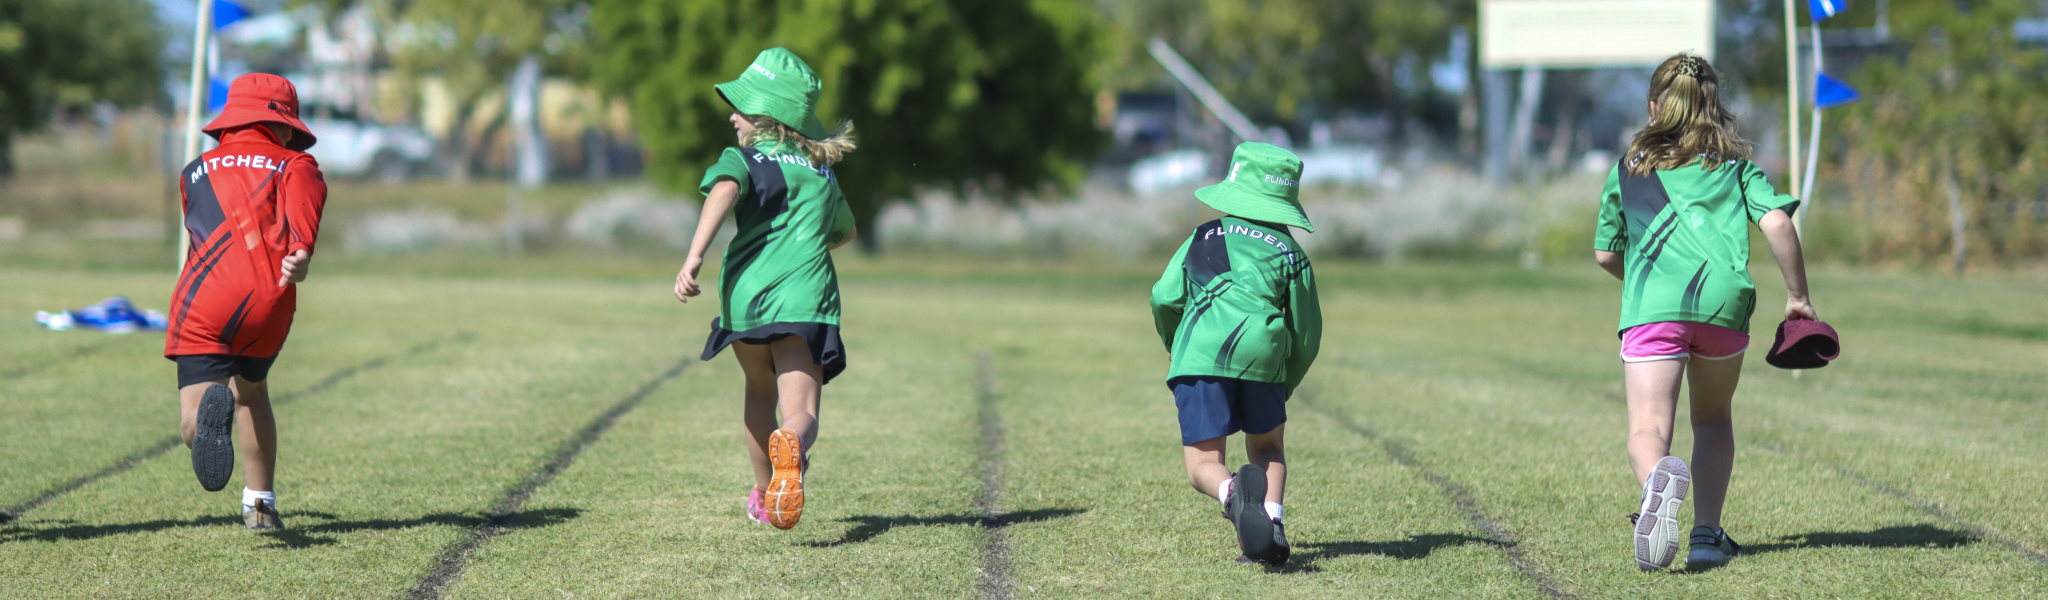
[242,488,276,510]
[1216,479,1233,505]
[1265,502,1284,523]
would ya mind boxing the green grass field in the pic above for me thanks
[2,255,2044,598]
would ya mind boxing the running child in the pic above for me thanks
[675,48,858,530]
[1150,142,1321,565]
[165,73,328,530]
[1593,53,1814,570]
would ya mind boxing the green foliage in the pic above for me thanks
[0,0,164,176]
[588,0,1106,246]
[1828,0,2048,265]
[1099,0,1471,123]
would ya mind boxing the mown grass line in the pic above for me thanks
[405,358,690,600]
[0,331,476,523]
[1,336,126,380]
[1297,391,1574,600]
[974,351,1012,600]
[1752,439,2048,565]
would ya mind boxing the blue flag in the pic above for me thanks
[1815,72,1859,108]
[1808,0,1844,22]
[206,77,231,113]
[213,0,248,30]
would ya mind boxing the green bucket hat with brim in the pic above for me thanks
[1195,142,1313,232]
[715,47,830,140]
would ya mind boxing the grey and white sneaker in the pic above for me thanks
[1686,526,1740,566]
[1632,456,1692,571]
[243,500,284,531]
[1225,464,1278,563]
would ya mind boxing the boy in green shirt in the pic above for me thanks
[1150,142,1321,566]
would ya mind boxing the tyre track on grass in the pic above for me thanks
[0,331,476,524]
[973,351,1013,600]
[1297,392,1572,600]
[1752,440,2048,565]
[405,358,690,600]
[2,337,129,380]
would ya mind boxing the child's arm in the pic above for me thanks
[276,156,328,288]
[827,189,857,250]
[1594,166,1626,280]
[1149,238,1193,351]
[676,180,741,303]
[1284,261,1321,394]
[1758,209,1816,319]
[1742,161,1814,319]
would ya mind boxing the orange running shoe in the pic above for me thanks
[764,428,805,530]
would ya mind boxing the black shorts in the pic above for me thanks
[1170,376,1289,445]
[175,354,278,388]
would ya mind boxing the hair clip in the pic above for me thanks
[1675,57,1702,78]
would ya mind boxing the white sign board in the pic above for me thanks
[1480,0,1715,68]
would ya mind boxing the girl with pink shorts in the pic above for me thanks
[1592,54,1817,571]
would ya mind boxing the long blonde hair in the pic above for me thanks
[743,116,857,167]
[1626,53,1752,176]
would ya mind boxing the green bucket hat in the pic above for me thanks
[715,47,831,140]
[1195,142,1313,232]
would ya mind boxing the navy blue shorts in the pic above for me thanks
[1170,376,1288,445]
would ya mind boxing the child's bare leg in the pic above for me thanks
[767,336,822,449]
[230,377,277,492]
[734,342,779,490]
[1245,425,1286,504]
[1624,359,1686,482]
[178,380,229,445]
[1182,437,1231,500]
[1685,354,1742,529]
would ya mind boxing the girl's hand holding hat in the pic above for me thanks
[1785,295,1817,321]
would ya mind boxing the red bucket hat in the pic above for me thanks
[1764,319,1841,369]
[202,73,316,151]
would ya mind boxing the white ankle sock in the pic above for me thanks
[1216,479,1232,505]
[242,488,275,510]
[1265,502,1284,523]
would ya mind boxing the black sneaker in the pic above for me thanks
[1265,520,1291,566]
[243,500,284,530]
[190,384,236,492]
[1226,464,1278,563]
[1687,526,1740,566]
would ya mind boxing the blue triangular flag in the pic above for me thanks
[206,77,231,113]
[1808,0,1845,22]
[1815,72,1859,108]
[213,0,248,30]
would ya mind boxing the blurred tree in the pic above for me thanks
[0,0,163,177]
[590,0,1105,250]
[1829,0,2048,271]
[1098,0,1472,136]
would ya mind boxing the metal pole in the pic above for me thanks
[177,0,214,270]
[1146,37,1266,144]
[1783,0,1802,232]
[1800,26,1824,206]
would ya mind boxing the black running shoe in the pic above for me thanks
[1227,464,1278,563]
[1264,520,1291,566]
[1687,526,1740,566]
[190,384,236,492]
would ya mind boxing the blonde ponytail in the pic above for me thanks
[743,116,858,167]
[1627,54,1752,176]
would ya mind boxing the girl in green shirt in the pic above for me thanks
[674,48,858,531]
[1594,54,1816,571]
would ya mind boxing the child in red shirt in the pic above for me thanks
[165,73,327,530]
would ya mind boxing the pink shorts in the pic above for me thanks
[1620,321,1749,363]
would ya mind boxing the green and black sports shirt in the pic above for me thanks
[1151,216,1321,392]
[700,141,856,331]
[1595,158,1799,335]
